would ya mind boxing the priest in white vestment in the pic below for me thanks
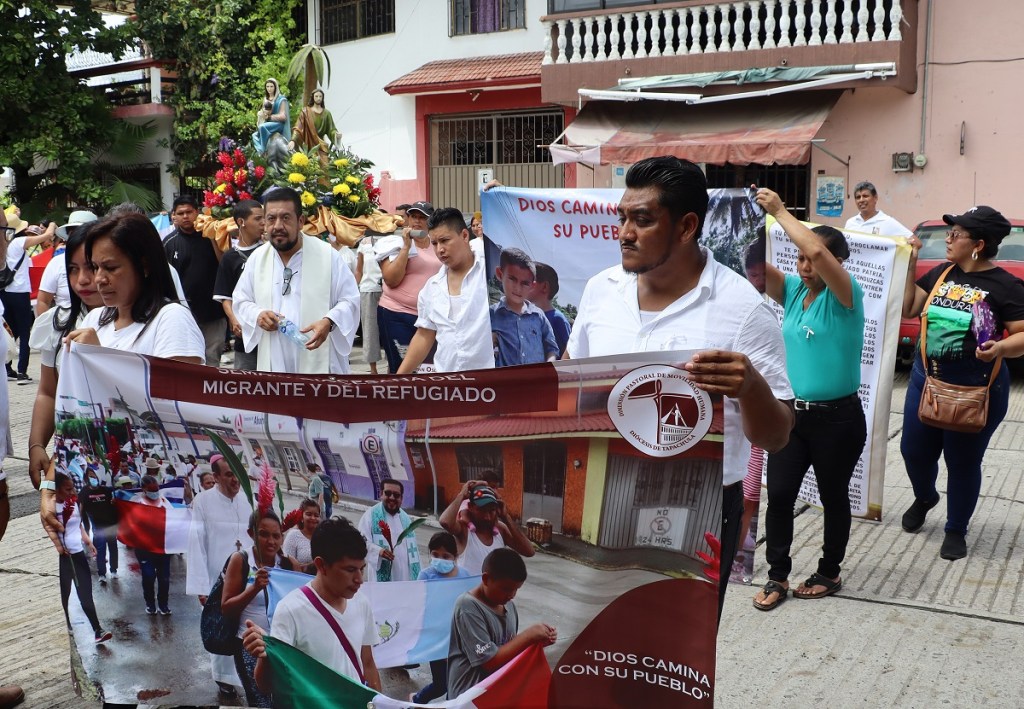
[185,456,253,694]
[357,479,422,582]
[232,189,359,374]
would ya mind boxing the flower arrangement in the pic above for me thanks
[324,148,381,219]
[202,138,272,218]
[271,148,323,217]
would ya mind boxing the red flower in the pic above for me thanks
[203,191,215,207]
[377,520,394,550]
[233,148,246,167]
[364,174,374,188]
[218,152,233,169]
[223,184,235,197]
[234,169,247,187]
[238,191,252,201]
[253,165,266,180]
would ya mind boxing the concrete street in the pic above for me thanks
[2,350,1023,706]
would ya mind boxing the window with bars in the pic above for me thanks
[705,163,810,218]
[319,0,395,45]
[434,111,563,167]
[450,0,526,36]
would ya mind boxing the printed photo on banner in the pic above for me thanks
[51,344,722,707]
[481,185,767,584]
[766,216,912,520]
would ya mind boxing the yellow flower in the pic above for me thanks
[290,152,310,168]
[348,195,361,203]
[301,191,316,207]
[288,172,305,184]
[345,175,360,184]
[213,183,226,194]
[333,183,351,196]
[337,158,350,167]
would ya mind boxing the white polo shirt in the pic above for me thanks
[414,254,494,372]
[844,210,912,237]
[4,237,32,293]
[567,248,793,486]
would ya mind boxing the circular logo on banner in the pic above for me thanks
[608,365,713,457]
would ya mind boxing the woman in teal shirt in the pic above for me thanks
[752,188,867,611]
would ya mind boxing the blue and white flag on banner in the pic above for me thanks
[267,568,480,668]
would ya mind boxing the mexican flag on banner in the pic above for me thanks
[265,636,551,708]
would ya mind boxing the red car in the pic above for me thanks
[897,218,1024,365]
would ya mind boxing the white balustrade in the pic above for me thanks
[840,2,853,43]
[543,1,905,65]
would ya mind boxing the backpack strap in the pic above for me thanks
[299,585,366,684]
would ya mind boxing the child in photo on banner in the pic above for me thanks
[410,531,472,704]
[490,248,560,368]
[446,547,557,699]
[53,472,113,644]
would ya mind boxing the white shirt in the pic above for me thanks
[29,308,85,370]
[356,506,420,582]
[414,255,494,372]
[185,487,254,595]
[56,500,85,554]
[80,303,206,362]
[270,583,375,683]
[38,249,70,307]
[232,244,360,374]
[357,237,382,293]
[567,248,793,486]
[844,210,912,237]
[4,237,31,293]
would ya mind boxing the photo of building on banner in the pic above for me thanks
[52,345,721,706]
[482,185,767,584]
[766,217,911,519]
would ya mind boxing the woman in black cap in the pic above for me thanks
[901,206,1024,560]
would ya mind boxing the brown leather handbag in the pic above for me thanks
[917,265,1001,434]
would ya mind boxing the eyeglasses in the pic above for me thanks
[946,229,975,242]
[282,267,294,295]
[382,490,402,499]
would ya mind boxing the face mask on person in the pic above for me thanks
[87,477,99,487]
[430,557,455,574]
[145,490,160,501]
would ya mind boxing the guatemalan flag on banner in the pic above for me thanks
[267,569,479,668]
[113,496,190,554]
[265,636,551,709]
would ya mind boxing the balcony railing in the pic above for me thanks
[542,0,905,65]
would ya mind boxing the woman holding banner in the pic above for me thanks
[39,214,206,570]
[900,206,1024,561]
[752,188,866,611]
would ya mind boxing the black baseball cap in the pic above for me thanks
[406,201,434,217]
[943,206,1011,242]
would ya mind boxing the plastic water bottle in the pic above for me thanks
[277,315,310,346]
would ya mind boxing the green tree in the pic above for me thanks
[0,0,136,220]
[132,0,304,178]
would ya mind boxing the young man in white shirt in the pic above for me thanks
[397,208,493,374]
[844,180,912,237]
[566,156,795,620]
[242,517,383,694]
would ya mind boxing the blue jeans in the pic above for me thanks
[92,524,119,576]
[901,358,1009,536]
[377,305,434,373]
[136,549,171,610]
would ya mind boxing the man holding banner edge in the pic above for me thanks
[564,156,795,620]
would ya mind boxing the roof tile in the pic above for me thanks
[385,51,543,95]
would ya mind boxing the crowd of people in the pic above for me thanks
[1,153,1020,706]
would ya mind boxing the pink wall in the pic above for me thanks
[813,0,1024,228]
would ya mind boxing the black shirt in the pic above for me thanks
[80,484,118,527]
[917,263,1024,361]
[164,228,223,324]
[214,243,264,352]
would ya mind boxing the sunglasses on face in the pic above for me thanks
[382,490,402,499]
